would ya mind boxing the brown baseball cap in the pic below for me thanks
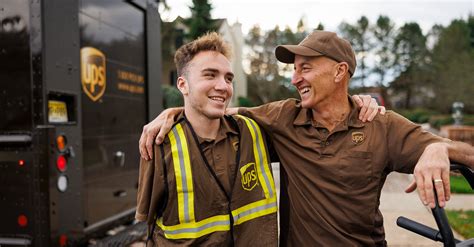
[275,30,357,76]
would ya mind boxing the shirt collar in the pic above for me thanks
[293,96,365,128]
[176,113,239,144]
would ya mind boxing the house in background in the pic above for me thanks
[161,17,248,106]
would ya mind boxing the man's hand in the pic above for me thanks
[405,143,451,208]
[139,107,182,160]
[352,95,386,122]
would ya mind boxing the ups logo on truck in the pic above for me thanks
[240,162,258,191]
[81,47,106,101]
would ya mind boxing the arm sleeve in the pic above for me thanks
[238,99,295,135]
[387,111,449,173]
[135,144,166,222]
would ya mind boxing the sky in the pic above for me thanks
[160,0,472,86]
[160,0,473,34]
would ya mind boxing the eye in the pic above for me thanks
[302,67,311,72]
[204,72,215,78]
[226,76,234,83]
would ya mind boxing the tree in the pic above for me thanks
[391,22,429,109]
[339,16,373,87]
[371,15,396,87]
[429,17,474,113]
[246,25,298,104]
[184,0,218,39]
[315,23,325,31]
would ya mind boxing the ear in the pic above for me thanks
[177,76,188,95]
[334,62,349,83]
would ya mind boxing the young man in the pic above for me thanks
[136,33,278,246]
[139,31,474,246]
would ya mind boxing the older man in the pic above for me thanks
[140,31,474,246]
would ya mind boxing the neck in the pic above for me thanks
[311,93,350,131]
[184,107,220,140]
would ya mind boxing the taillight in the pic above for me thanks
[18,215,28,227]
[59,234,67,247]
[18,160,25,166]
[56,155,67,172]
[56,135,67,152]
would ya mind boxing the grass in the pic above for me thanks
[451,175,473,194]
[446,210,474,239]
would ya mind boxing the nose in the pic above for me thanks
[214,76,228,91]
[291,71,302,85]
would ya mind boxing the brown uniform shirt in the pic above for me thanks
[136,114,239,246]
[136,114,277,246]
[239,97,447,246]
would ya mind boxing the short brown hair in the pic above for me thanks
[174,32,232,76]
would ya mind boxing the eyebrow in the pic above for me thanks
[294,62,312,70]
[201,68,234,78]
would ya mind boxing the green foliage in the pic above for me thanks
[464,115,474,126]
[446,210,474,239]
[390,22,430,109]
[371,15,396,87]
[237,97,256,107]
[246,25,300,104]
[450,174,473,194]
[428,115,454,129]
[428,114,474,129]
[339,16,373,87]
[428,17,474,113]
[184,0,218,40]
[398,108,437,123]
[162,85,183,108]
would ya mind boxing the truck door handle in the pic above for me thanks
[113,190,127,197]
[114,151,125,167]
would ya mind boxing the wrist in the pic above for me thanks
[426,142,449,155]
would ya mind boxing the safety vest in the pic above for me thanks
[155,115,278,245]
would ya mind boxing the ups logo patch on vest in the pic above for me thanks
[81,47,106,102]
[240,162,258,191]
[352,131,365,145]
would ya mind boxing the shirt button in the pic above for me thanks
[216,154,222,160]
[325,141,330,146]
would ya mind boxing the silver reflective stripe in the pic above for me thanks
[0,237,32,245]
[247,119,274,196]
[172,126,190,222]
[233,201,277,222]
[164,219,230,235]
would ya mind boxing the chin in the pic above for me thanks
[204,110,225,119]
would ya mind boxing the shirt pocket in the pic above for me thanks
[338,150,373,190]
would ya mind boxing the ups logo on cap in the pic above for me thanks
[240,162,258,191]
[81,47,106,101]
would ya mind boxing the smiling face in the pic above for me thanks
[291,55,341,109]
[178,50,234,120]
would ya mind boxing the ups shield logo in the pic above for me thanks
[81,47,106,101]
[240,163,258,191]
[352,131,365,145]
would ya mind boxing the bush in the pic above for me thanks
[429,114,474,129]
[429,115,454,129]
[162,85,183,108]
[238,96,256,107]
[398,108,437,123]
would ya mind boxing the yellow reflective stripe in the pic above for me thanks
[236,115,276,199]
[249,117,277,198]
[157,215,230,239]
[176,124,195,222]
[232,198,277,226]
[168,123,195,223]
[168,127,185,223]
